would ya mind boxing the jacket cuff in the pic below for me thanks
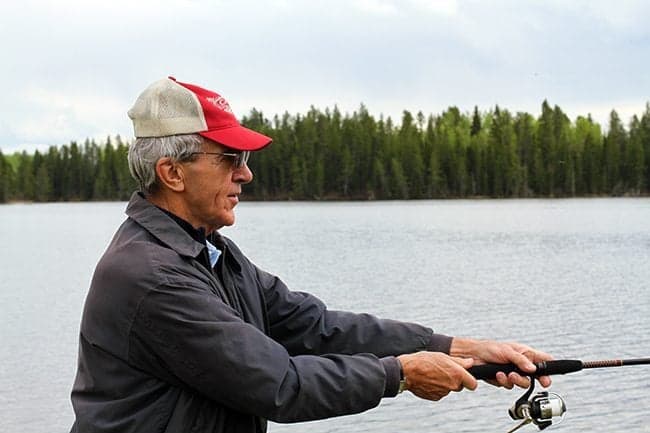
[427,333,453,354]
[380,356,401,398]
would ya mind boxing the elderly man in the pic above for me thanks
[70,77,552,433]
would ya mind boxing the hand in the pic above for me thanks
[451,338,553,389]
[397,352,477,401]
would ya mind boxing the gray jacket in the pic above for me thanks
[70,192,452,433]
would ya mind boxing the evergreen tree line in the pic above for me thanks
[243,101,650,199]
[0,136,135,203]
[1,101,649,203]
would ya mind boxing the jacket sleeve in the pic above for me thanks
[129,281,387,423]
[253,265,453,357]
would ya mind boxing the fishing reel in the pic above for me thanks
[506,380,566,433]
[468,357,650,431]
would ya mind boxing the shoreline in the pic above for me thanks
[2,193,649,205]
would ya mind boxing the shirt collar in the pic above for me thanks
[205,239,222,268]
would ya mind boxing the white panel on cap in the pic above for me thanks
[128,78,208,137]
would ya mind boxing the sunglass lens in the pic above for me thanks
[239,151,250,168]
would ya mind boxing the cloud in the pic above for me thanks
[1,84,130,153]
[353,0,399,16]
[352,0,458,17]
[543,0,650,31]
[409,0,458,16]
[568,100,649,129]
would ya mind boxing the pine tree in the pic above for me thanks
[289,155,304,199]
[627,116,646,193]
[15,151,35,200]
[115,136,136,199]
[34,164,52,202]
[470,106,482,137]
[82,139,99,200]
[399,110,426,198]
[552,106,573,196]
[641,103,650,192]
[60,145,72,200]
[390,157,409,199]
[604,110,626,194]
[371,157,390,199]
[536,101,555,195]
[424,115,443,197]
[313,159,325,199]
[93,138,118,200]
[575,116,602,195]
[488,106,519,196]
[0,150,11,203]
[514,112,536,196]
[69,141,82,199]
[44,146,63,200]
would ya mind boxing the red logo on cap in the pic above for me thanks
[206,96,233,113]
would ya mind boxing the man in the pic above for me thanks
[70,77,552,433]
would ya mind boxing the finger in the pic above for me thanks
[537,375,552,388]
[520,347,554,363]
[461,370,478,391]
[495,371,513,389]
[508,372,531,389]
[431,391,449,401]
[451,358,478,391]
[532,350,554,362]
[507,349,537,374]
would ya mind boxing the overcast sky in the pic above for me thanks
[1,0,649,153]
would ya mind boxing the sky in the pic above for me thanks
[1,0,649,153]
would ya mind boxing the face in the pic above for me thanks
[179,141,253,233]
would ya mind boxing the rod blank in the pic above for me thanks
[582,357,650,369]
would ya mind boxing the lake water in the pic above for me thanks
[1,198,649,433]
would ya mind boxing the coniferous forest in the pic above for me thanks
[1,101,649,203]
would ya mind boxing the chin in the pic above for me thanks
[218,213,236,227]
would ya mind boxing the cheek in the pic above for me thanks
[210,185,232,210]
[185,166,233,208]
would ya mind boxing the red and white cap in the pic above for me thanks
[128,77,272,151]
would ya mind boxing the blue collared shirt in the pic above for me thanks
[205,239,222,268]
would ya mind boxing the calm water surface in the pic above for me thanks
[1,198,649,433]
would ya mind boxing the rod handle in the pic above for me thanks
[468,360,583,380]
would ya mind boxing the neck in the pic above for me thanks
[146,192,208,233]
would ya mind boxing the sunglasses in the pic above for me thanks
[189,151,250,168]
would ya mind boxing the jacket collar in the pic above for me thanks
[125,192,206,259]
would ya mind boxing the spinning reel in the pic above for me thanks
[506,380,566,433]
[468,357,650,432]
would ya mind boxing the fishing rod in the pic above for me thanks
[467,357,650,432]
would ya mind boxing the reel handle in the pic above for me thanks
[468,360,583,380]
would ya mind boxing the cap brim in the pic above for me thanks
[199,125,272,151]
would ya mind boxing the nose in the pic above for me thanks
[232,162,253,184]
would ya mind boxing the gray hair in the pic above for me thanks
[128,133,204,194]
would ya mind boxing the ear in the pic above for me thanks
[155,157,186,192]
